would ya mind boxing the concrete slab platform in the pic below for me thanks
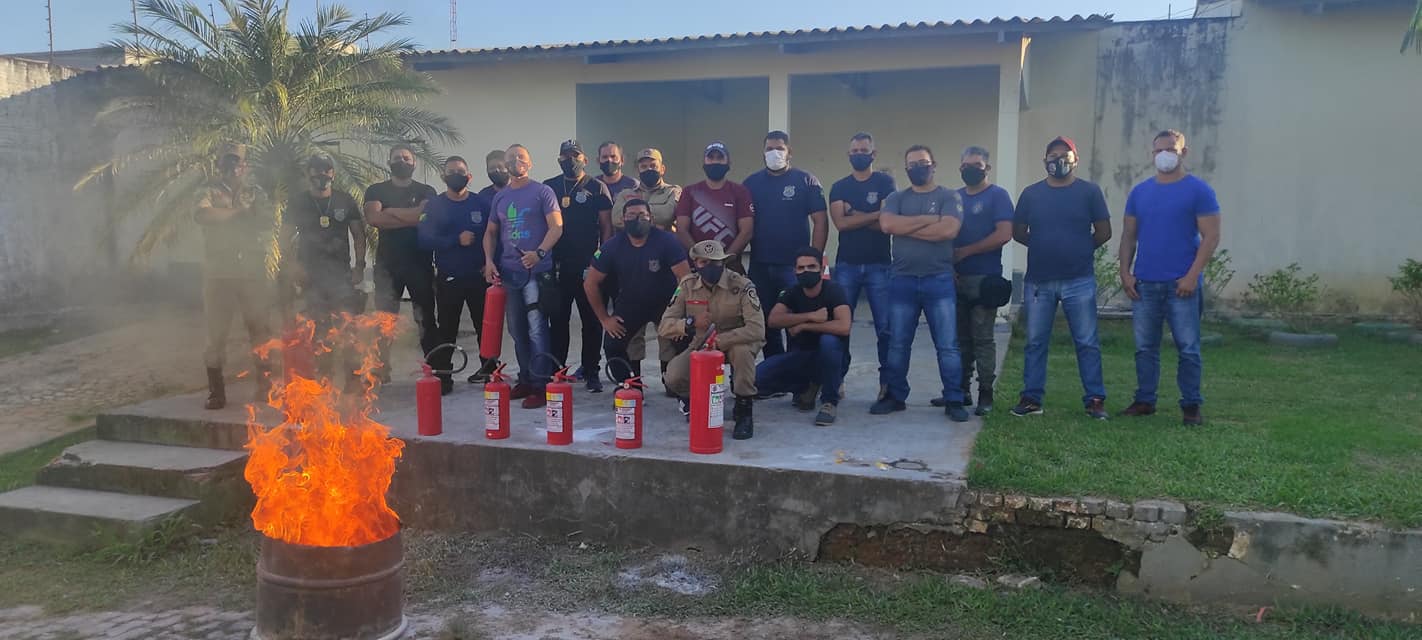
[0,486,198,545]
[49,440,246,471]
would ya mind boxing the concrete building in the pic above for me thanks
[408,0,1422,311]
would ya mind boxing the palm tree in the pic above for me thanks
[80,0,460,267]
[1405,0,1422,53]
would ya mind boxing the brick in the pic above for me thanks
[1003,494,1028,509]
[988,508,1015,524]
[978,492,1004,507]
[967,519,989,534]
[1015,509,1065,528]
[1132,501,1163,522]
[1027,497,1054,511]
[1134,499,1187,524]
[971,507,990,522]
[1053,498,1080,514]
[1079,497,1106,515]
[959,491,978,507]
[1104,500,1132,520]
[1066,515,1092,530]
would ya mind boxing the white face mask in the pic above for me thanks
[764,149,789,171]
[1154,151,1181,173]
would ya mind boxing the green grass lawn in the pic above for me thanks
[969,319,1422,526]
[0,428,95,492]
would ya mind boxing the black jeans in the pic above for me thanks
[374,258,439,368]
[433,273,488,379]
[549,263,602,375]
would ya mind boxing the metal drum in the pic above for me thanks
[252,530,406,640]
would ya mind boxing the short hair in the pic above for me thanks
[506,143,528,154]
[597,141,621,155]
[484,149,505,164]
[905,144,935,163]
[961,145,991,163]
[305,155,334,171]
[850,132,874,144]
[1154,129,1186,147]
[444,155,467,167]
[622,198,650,213]
[794,246,823,263]
[389,143,416,158]
[765,130,790,144]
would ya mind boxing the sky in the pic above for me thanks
[2,0,1187,55]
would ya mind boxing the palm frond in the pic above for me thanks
[1404,0,1422,54]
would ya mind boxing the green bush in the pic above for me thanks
[1094,245,1123,307]
[1244,263,1321,332]
[1389,259,1422,327]
[1203,250,1236,302]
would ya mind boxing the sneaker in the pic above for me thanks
[1010,397,1044,417]
[521,393,546,409]
[467,370,491,384]
[794,384,820,412]
[1086,398,1109,420]
[945,402,970,422]
[931,393,970,408]
[814,403,837,426]
[755,391,788,400]
[510,383,533,400]
[869,398,906,415]
[1121,401,1156,417]
[974,388,994,417]
[585,374,604,394]
[1182,405,1204,426]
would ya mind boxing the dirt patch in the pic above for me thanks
[407,605,904,640]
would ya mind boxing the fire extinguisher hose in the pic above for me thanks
[423,343,469,375]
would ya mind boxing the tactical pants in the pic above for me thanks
[203,276,273,370]
[663,342,759,398]
[955,274,999,391]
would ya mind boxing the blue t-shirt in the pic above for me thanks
[591,228,687,315]
[744,167,826,265]
[1013,178,1111,283]
[1125,175,1220,282]
[490,181,560,275]
[417,191,490,280]
[954,184,1016,276]
[829,172,896,265]
[599,175,638,200]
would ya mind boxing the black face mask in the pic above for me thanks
[443,173,470,192]
[960,166,987,187]
[625,218,651,238]
[559,158,585,179]
[849,153,874,171]
[796,271,821,289]
[1045,158,1074,179]
[487,170,509,188]
[309,176,332,191]
[703,164,730,181]
[639,169,661,189]
[599,160,620,177]
[697,264,724,286]
[907,165,935,187]
[389,161,415,179]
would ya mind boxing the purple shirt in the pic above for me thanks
[491,181,560,274]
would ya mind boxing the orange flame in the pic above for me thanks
[244,312,406,547]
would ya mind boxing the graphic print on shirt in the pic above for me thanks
[505,202,531,241]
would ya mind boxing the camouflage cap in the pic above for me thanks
[636,148,663,164]
[689,240,728,261]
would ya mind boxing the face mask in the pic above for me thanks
[443,173,470,192]
[697,264,724,286]
[907,165,934,187]
[559,157,585,179]
[1045,158,1073,179]
[703,163,730,181]
[487,170,509,188]
[960,166,986,187]
[1154,151,1181,173]
[764,149,788,171]
[599,160,619,177]
[389,161,415,179]
[849,153,874,171]
[625,218,651,238]
[796,271,821,289]
[310,176,332,191]
[639,169,661,188]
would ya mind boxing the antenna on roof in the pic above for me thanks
[450,0,457,48]
[46,0,54,64]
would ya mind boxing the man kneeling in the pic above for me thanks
[755,247,852,426]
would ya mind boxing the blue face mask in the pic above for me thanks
[698,264,724,286]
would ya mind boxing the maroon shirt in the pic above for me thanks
[674,180,755,249]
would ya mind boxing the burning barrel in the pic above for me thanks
[253,531,407,640]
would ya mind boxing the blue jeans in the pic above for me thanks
[1132,280,1204,407]
[502,269,552,388]
[885,272,963,404]
[749,262,795,357]
[754,333,849,405]
[1021,276,1105,405]
[833,262,892,386]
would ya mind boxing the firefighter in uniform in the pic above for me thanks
[660,240,765,440]
[196,143,275,409]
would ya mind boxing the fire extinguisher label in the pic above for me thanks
[708,382,724,428]
[615,399,637,440]
[483,391,501,429]
[546,394,564,433]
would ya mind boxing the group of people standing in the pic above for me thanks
[194,126,1220,437]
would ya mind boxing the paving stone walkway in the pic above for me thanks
[0,605,253,640]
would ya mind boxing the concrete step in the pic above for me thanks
[35,441,254,525]
[97,411,250,451]
[0,486,199,546]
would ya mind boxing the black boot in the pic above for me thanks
[975,386,995,417]
[732,396,754,440]
[205,368,226,410]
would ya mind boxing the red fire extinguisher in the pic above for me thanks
[480,279,506,362]
[484,363,510,440]
[689,329,725,454]
[281,320,316,384]
[613,369,644,450]
[546,366,575,446]
[416,362,442,436]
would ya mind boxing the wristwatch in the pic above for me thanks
[536,248,547,259]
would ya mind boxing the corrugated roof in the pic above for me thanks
[408,15,1112,63]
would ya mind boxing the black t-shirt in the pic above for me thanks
[829,172,896,265]
[289,190,361,276]
[364,180,437,267]
[544,174,613,271]
[591,229,687,320]
[777,279,850,351]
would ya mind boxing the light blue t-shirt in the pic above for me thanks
[1124,174,1220,281]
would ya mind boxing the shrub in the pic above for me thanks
[1094,245,1123,307]
[1389,259,1422,327]
[1203,250,1236,302]
[1243,263,1321,332]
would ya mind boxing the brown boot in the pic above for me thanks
[205,367,226,410]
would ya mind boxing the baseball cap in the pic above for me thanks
[559,139,583,155]
[704,141,729,161]
[1046,136,1078,156]
[637,148,663,164]
[690,240,729,261]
